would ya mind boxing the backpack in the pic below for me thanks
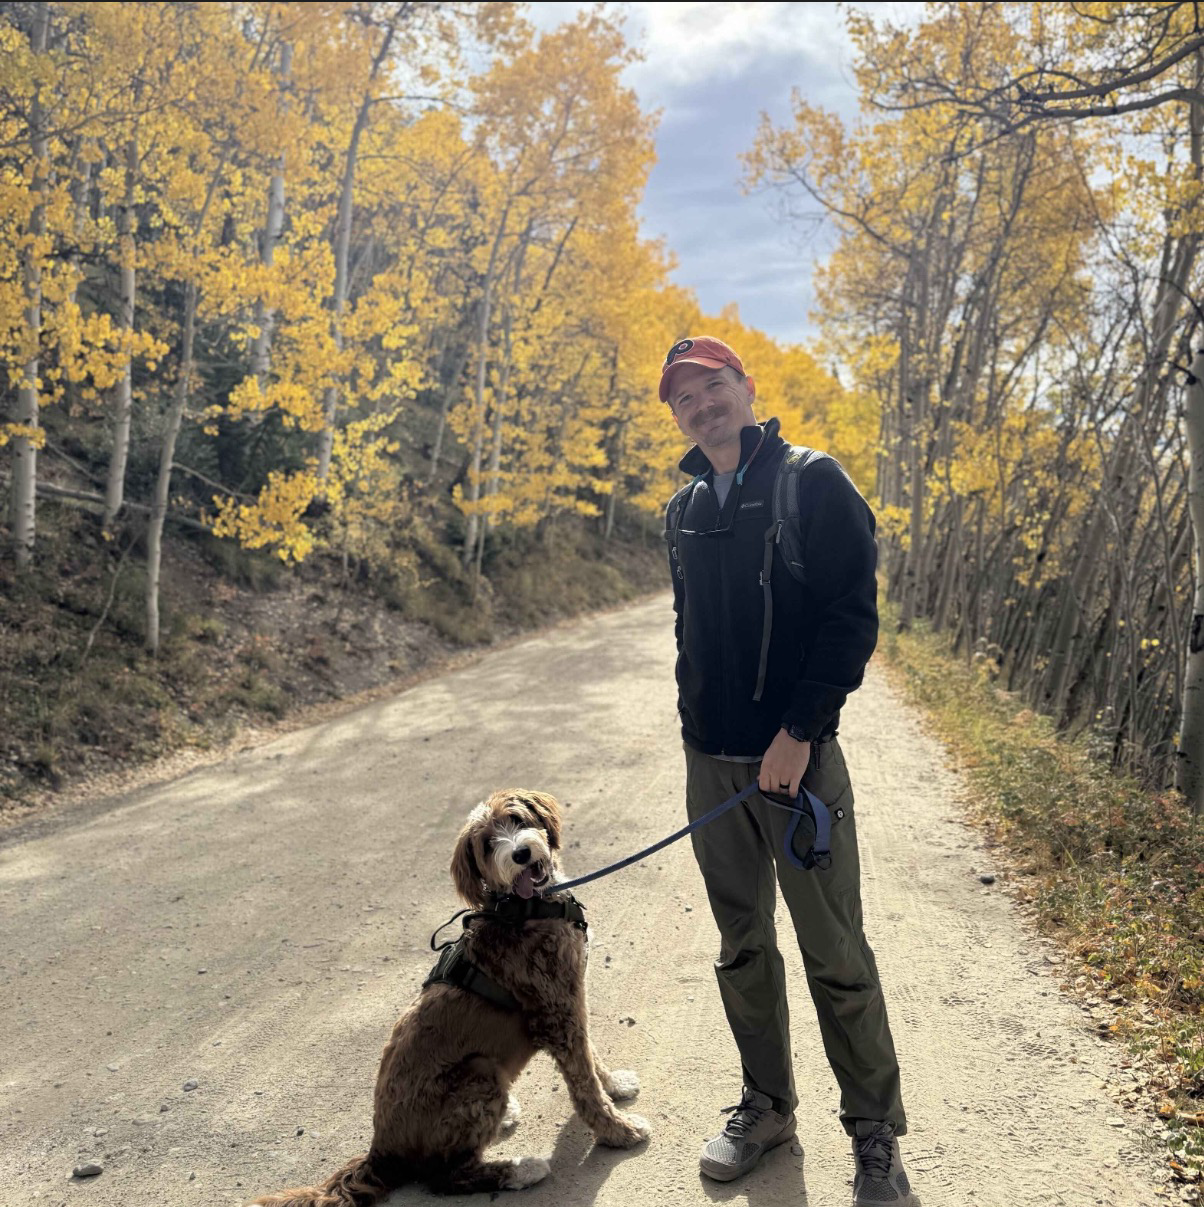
[665,444,829,702]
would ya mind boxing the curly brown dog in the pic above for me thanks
[251,789,650,1204]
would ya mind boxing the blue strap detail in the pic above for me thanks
[781,786,832,871]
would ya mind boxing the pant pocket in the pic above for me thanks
[805,739,854,814]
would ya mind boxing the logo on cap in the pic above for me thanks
[663,338,695,369]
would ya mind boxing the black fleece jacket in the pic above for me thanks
[665,418,879,757]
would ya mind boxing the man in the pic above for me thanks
[661,336,913,1206]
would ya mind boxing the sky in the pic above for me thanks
[527,1,925,348]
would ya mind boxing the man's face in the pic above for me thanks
[667,363,757,452]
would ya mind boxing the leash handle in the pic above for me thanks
[764,785,832,870]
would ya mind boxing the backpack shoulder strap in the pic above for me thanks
[665,475,703,582]
[771,446,829,584]
[753,446,827,702]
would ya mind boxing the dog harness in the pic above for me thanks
[423,893,588,1013]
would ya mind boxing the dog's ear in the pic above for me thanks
[450,824,486,906]
[524,791,562,851]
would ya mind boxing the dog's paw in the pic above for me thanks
[501,1092,522,1130]
[501,1155,550,1190]
[595,1112,652,1148]
[604,1069,640,1101]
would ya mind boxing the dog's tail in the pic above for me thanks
[250,1151,402,1207]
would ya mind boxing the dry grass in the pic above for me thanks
[878,616,1204,1192]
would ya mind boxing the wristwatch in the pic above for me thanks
[781,722,810,744]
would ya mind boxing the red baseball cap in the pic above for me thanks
[659,336,745,402]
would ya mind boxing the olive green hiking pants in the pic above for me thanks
[684,738,907,1136]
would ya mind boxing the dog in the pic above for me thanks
[251,789,650,1204]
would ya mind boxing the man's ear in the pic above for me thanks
[745,374,756,404]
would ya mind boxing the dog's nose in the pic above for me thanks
[513,846,531,865]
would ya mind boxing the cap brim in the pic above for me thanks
[659,356,730,401]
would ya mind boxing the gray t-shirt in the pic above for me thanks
[712,469,736,509]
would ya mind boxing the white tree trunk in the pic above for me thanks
[146,280,196,655]
[317,22,397,483]
[104,134,138,528]
[474,306,514,574]
[251,41,291,389]
[10,2,49,567]
[461,211,511,567]
[429,335,471,484]
[1176,349,1204,811]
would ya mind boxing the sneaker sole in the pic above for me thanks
[699,1125,798,1182]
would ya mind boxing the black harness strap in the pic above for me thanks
[423,938,521,1012]
[422,892,588,1014]
[486,892,588,929]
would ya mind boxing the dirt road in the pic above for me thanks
[0,596,1163,1206]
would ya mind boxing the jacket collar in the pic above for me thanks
[679,416,782,476]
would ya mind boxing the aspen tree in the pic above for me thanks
[9,3,50,567]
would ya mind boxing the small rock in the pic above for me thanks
[979,874,996,885]
[92,1128,108,1137]
[106,1064,119,1072]
[790,1143,804,1156]
[684,906,693,912]
[197,969,207,975]
[296,1127,305,1136]
[619,1016,636,1026]
[1108,1118,1125,1127]
[73,1163,103,1178]
[159,1104,169,1113]
[188,1172,196,1182]
[182,1079,198,1092]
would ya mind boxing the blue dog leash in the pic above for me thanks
[550,780,832,896]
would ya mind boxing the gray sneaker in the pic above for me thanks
[700,1086,797,1182]
[852,1121,913,1204]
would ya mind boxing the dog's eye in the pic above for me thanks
[482,836,494,854]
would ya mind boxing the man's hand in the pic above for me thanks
[758,728,811,798]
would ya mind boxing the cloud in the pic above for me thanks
[526,2,926,346]
[626,2,849,95]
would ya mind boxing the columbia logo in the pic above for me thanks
[738,499,765,511]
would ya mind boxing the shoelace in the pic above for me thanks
[854,1123,895,1178]
[719,1094,764,1138]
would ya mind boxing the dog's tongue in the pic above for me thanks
[514,867,536,900]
